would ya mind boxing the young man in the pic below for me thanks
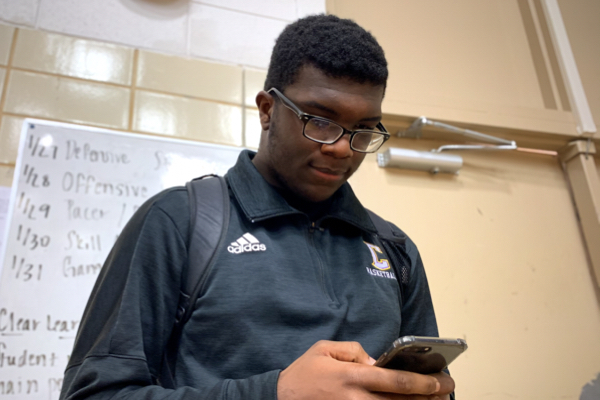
[60,15,455,400]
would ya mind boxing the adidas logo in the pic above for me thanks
[227,233,267,254]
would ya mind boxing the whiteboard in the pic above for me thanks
[0,120,242,399]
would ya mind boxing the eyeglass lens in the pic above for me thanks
[304,117,385,152]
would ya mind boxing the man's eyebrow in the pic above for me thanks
[301,100,339,116]
[359,116,383,123]
[300,100,382,122]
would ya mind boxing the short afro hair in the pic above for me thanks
[264,14,388,92]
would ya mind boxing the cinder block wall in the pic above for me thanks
[0,0,326,185]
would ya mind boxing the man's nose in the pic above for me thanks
[320,133,353,158]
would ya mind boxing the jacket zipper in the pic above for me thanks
[308,220,340,307]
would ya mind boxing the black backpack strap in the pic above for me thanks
[366,209,406,243]
[179,175,230,325]
[366,209,410,306]
[160,174,229,388]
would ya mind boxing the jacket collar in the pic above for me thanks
[226,150,376,233]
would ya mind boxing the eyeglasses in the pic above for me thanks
[268,87,390,153]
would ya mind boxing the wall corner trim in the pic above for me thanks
[558,139,596,163]
[541,0,597,135]
[559,140,600,290]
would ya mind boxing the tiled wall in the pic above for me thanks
[0,23,269,186]
[0,0,325,68]
[0,0,327,187]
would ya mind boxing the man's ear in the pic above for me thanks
[256,90,274,131]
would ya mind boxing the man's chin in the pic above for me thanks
[294,184,341,204]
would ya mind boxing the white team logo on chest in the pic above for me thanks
[227,233,267,254]
[364,242,396,280]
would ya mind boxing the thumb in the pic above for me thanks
[314,340,375,365]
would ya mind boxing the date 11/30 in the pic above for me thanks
[16,224,50,250]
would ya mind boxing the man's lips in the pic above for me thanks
[310,165,348,180]
[312,164,348,174]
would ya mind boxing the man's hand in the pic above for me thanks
[277,340,455,400]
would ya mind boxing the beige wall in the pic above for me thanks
[329,0,600,399]
[329,0,598,143]
[558,0,600,132]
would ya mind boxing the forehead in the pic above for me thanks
[283,65,385,117]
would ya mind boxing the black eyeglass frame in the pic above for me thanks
[268,87,390,153]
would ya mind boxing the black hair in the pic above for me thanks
[264,14,388,92]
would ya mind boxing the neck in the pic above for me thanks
[276,187,334,220]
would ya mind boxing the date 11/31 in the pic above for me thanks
[11,256,42,281]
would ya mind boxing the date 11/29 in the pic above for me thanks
[11,256,42,282]
[17,192,50,220]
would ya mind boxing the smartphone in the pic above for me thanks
[374,336,467,374]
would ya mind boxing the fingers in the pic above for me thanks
[369,393,446,400]
[349,364,441,395]
[429,372,455,395]
[312,340,375,365]
[281,340,456,399]
[309,341,455,396]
